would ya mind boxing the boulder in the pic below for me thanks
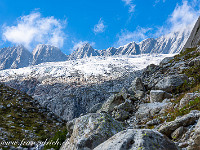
[135,102,168,122]
[159,56,174,66]
[155,74,188,92]
[187,118,200,150]
[171,126,186,140]
[150,90,173,103]
[179,93,200,108]
[60,113,123,150]
[188,56,200,66]
[88,103,102,113]
[158,110,200,137]
[150,90,165,103]
[143,64,159,77]
[98,94,125,113]
[131,77,144,91]
[112,99,134,121]
[94,129,178,150]
[134,90,145,99]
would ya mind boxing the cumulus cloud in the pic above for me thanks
[168,1,199,32]
[155,1,200,36]
[2,12,66,49]
[71,41,95,51]
[116,27,152,46]
[93,18,105,34]
[122,0,135,13]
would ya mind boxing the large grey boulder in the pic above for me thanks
[187,118,200,150]
[179,93,200,108]
[158,110,200,137]
[94,129,178,150]
[150,90,173,103]
[131,77,145,99]
[131,77,144,91]
[150,90,165,103]
[60,113,123,150]
[188,56,200,66]
[159,56,174,66]
[112,99,134,121]
[155,74,188,92]
[98,94,125,113]
[135,102,168,122]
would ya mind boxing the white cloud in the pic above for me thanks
[122,0,136,13]
[93,18,105,34]
[168,1,199,32]
[155,1,200,36]
[71,41,95,51]
[116,27,152,46]
[2,12,66,49]
[155,0,166,4]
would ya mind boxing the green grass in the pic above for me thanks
[43,129,68,150]
[164,97,200,122]
[0,84,67,149]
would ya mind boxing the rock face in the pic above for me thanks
[69,30,190,60]
[32,44,67,65]
[60,113,123,150]
[179,93,200,108]
[0,45,32,70]
[94,129,178,150]
[155,74,188,92]
[158,111,200,137]
[150,90,172,103]
[135,102,168,122]
[69,43,100,60]
[150,90,165,103]
[0,44,68,70]
[184,16,200,49]
[187,118,200,150]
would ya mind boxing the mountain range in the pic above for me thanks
[0,29,191,70]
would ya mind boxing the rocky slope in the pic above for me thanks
[59,17,200,150]
[0,83,66,149]
[0,54,174,121]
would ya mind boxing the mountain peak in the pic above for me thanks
[0,45,32,70]
[32,44,67,65]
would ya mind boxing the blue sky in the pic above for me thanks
[0,0,199,54]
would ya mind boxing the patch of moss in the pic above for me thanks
[43,129,68,150]
[0,84,66,149]
[164,97,200,122]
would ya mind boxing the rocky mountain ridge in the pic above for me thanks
[0,44,68,70]
[69,29,191,60]
[0,27,191,70]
